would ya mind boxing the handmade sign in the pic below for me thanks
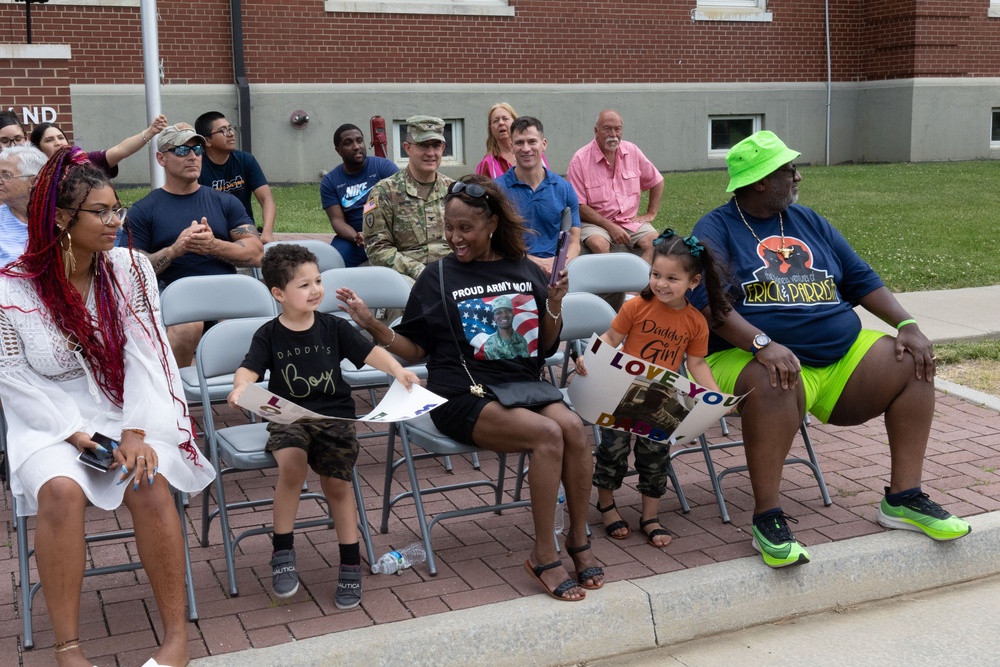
[236,381,447,425]
[567,336,744,442]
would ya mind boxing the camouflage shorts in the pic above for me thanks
[592,427,672,499]
[265,419,359,481]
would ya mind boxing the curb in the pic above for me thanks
[192,511,1000,667]
[935,378,1000,413]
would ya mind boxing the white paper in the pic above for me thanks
[567,335,744,442]
[236,381,447,425]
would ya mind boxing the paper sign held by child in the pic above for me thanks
[236,381,447,425]
[567,336,744,443]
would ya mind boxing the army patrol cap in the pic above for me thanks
[406,115,446,143]
[157,122,206,152]
[492,296,514,312]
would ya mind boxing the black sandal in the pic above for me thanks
[639,517,673,548]
[523,560,585,601]
[596,500,630,540]
[566,541,604,590]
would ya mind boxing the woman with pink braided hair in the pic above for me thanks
[0,146,214,667]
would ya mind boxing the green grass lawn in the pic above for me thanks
[119,159,1000,293]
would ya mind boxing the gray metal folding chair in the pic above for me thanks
[160,273,277,405]
[2,408,199,649]
[260,239,346,276]
[195,317,376,596]
[566,251,650,312]
[670,416,833,523]
[381,413,531,576]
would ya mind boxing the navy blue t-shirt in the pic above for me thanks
[240,312,375,418]
[124,186,253,287]
[320,156,398,267]
[690,199,884,367]
[198,150,268,223]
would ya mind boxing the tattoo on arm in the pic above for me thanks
[231,225,259,239]
[140,249,172,274]
[215,239,257,267]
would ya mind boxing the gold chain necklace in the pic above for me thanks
[734,199,793,259]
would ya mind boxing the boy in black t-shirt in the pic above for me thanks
[228,244,419,609]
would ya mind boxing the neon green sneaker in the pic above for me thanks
[877,492,971,541]
[751,511,810,568]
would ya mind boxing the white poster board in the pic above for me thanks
[236,381,447,425]
[567,335,744,442]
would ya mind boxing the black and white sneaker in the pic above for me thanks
[270,548,299,598]
[335,563,363,610]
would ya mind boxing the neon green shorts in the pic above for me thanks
[705,329,886,423]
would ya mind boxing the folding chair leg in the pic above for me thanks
[442,455,453,472]
[666,460,690,513]
[399,429,439,576]
[698,433,731,523]
[381,423,397,534]
[800,422,832,506]
[17,512,33,649]
[513,452,528,502]
[471,452,481,470]
[353,471,377,568]
[174,490,198,621]
[212,464,240,597]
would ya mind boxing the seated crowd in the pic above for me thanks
[0,106,971,664]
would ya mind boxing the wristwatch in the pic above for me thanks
[750,333,771,356]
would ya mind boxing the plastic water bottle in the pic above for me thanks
[554,483,566,536]
[371,542,426,574]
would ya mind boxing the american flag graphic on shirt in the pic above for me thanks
[459,293,540,360]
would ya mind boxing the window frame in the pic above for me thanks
[324,0,513,16]
[392,118,465,166]
[991,108,1000,148]
[693,0,772,22]
[708,114,763,156]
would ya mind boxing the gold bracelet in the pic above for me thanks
[141,130,150,143]
[122,427,146,438]
[54,638,80,653]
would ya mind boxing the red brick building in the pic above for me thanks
[2,0,999,183]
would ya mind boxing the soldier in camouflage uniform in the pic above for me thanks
[363,115,455,282]
[483,295,530,360]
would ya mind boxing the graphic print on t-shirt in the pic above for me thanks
[342,181,374,209]
[458,293,539,361]
[211,174,246,196]
[742,235,839,307]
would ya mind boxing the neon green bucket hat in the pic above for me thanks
[725,131,801,193]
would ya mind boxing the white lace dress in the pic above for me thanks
[0,247,215,516]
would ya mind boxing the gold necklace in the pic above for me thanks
[734,199,793,259]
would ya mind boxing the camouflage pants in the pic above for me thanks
[592,427,672,498]
[266,419,359,482]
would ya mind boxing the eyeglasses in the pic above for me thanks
[164,144,205,157]
[772,164,799,176]
[0,135,26,147]
[78,206,128,226]
[208,125,237,137]
[448,181,488,199]
[0,171,31,183]
[409,141,444,153]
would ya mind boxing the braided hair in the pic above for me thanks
[7,146,128,404]
[641,229,733,328]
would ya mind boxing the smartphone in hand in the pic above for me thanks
[549,230,570,286]
[77,432,118,472]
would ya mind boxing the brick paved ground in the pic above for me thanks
[3,385,1000,667]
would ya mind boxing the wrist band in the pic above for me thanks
[545,298,562,321]
[379,330,396,349]
[122,427,147,438]
[896,319,917,330]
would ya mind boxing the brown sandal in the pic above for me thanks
[523,559,585,601]
[639,517,673,548]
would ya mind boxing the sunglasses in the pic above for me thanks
[164,144,205,157]
[448,181,488,199]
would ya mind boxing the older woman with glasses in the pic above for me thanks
[0,146,215,667]
[30,114,169,178]
[338,174,602,602]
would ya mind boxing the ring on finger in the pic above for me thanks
[136,455,146,461]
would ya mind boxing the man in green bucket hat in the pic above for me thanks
[688,130,970,568]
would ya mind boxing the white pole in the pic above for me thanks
[140,0,164,188]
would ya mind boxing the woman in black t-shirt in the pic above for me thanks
[339,175,603,602]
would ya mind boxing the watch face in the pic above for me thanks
[754,333,771,347]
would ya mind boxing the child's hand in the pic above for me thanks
[575,356,589,376]
[227,385,244,408]
[395,369,421,391]
[336,287,374,328]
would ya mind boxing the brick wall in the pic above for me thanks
[0,0,998,88]
[0,53,72,135]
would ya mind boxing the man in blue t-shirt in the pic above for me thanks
[496,116,580,278]
[320,124,398,267]
[689,130,969,570]
[196,111,278,243]
[126,123,264,366]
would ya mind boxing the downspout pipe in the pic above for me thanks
[230,0,252,154]
[140,0,164,188]
[825,0,831,166]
